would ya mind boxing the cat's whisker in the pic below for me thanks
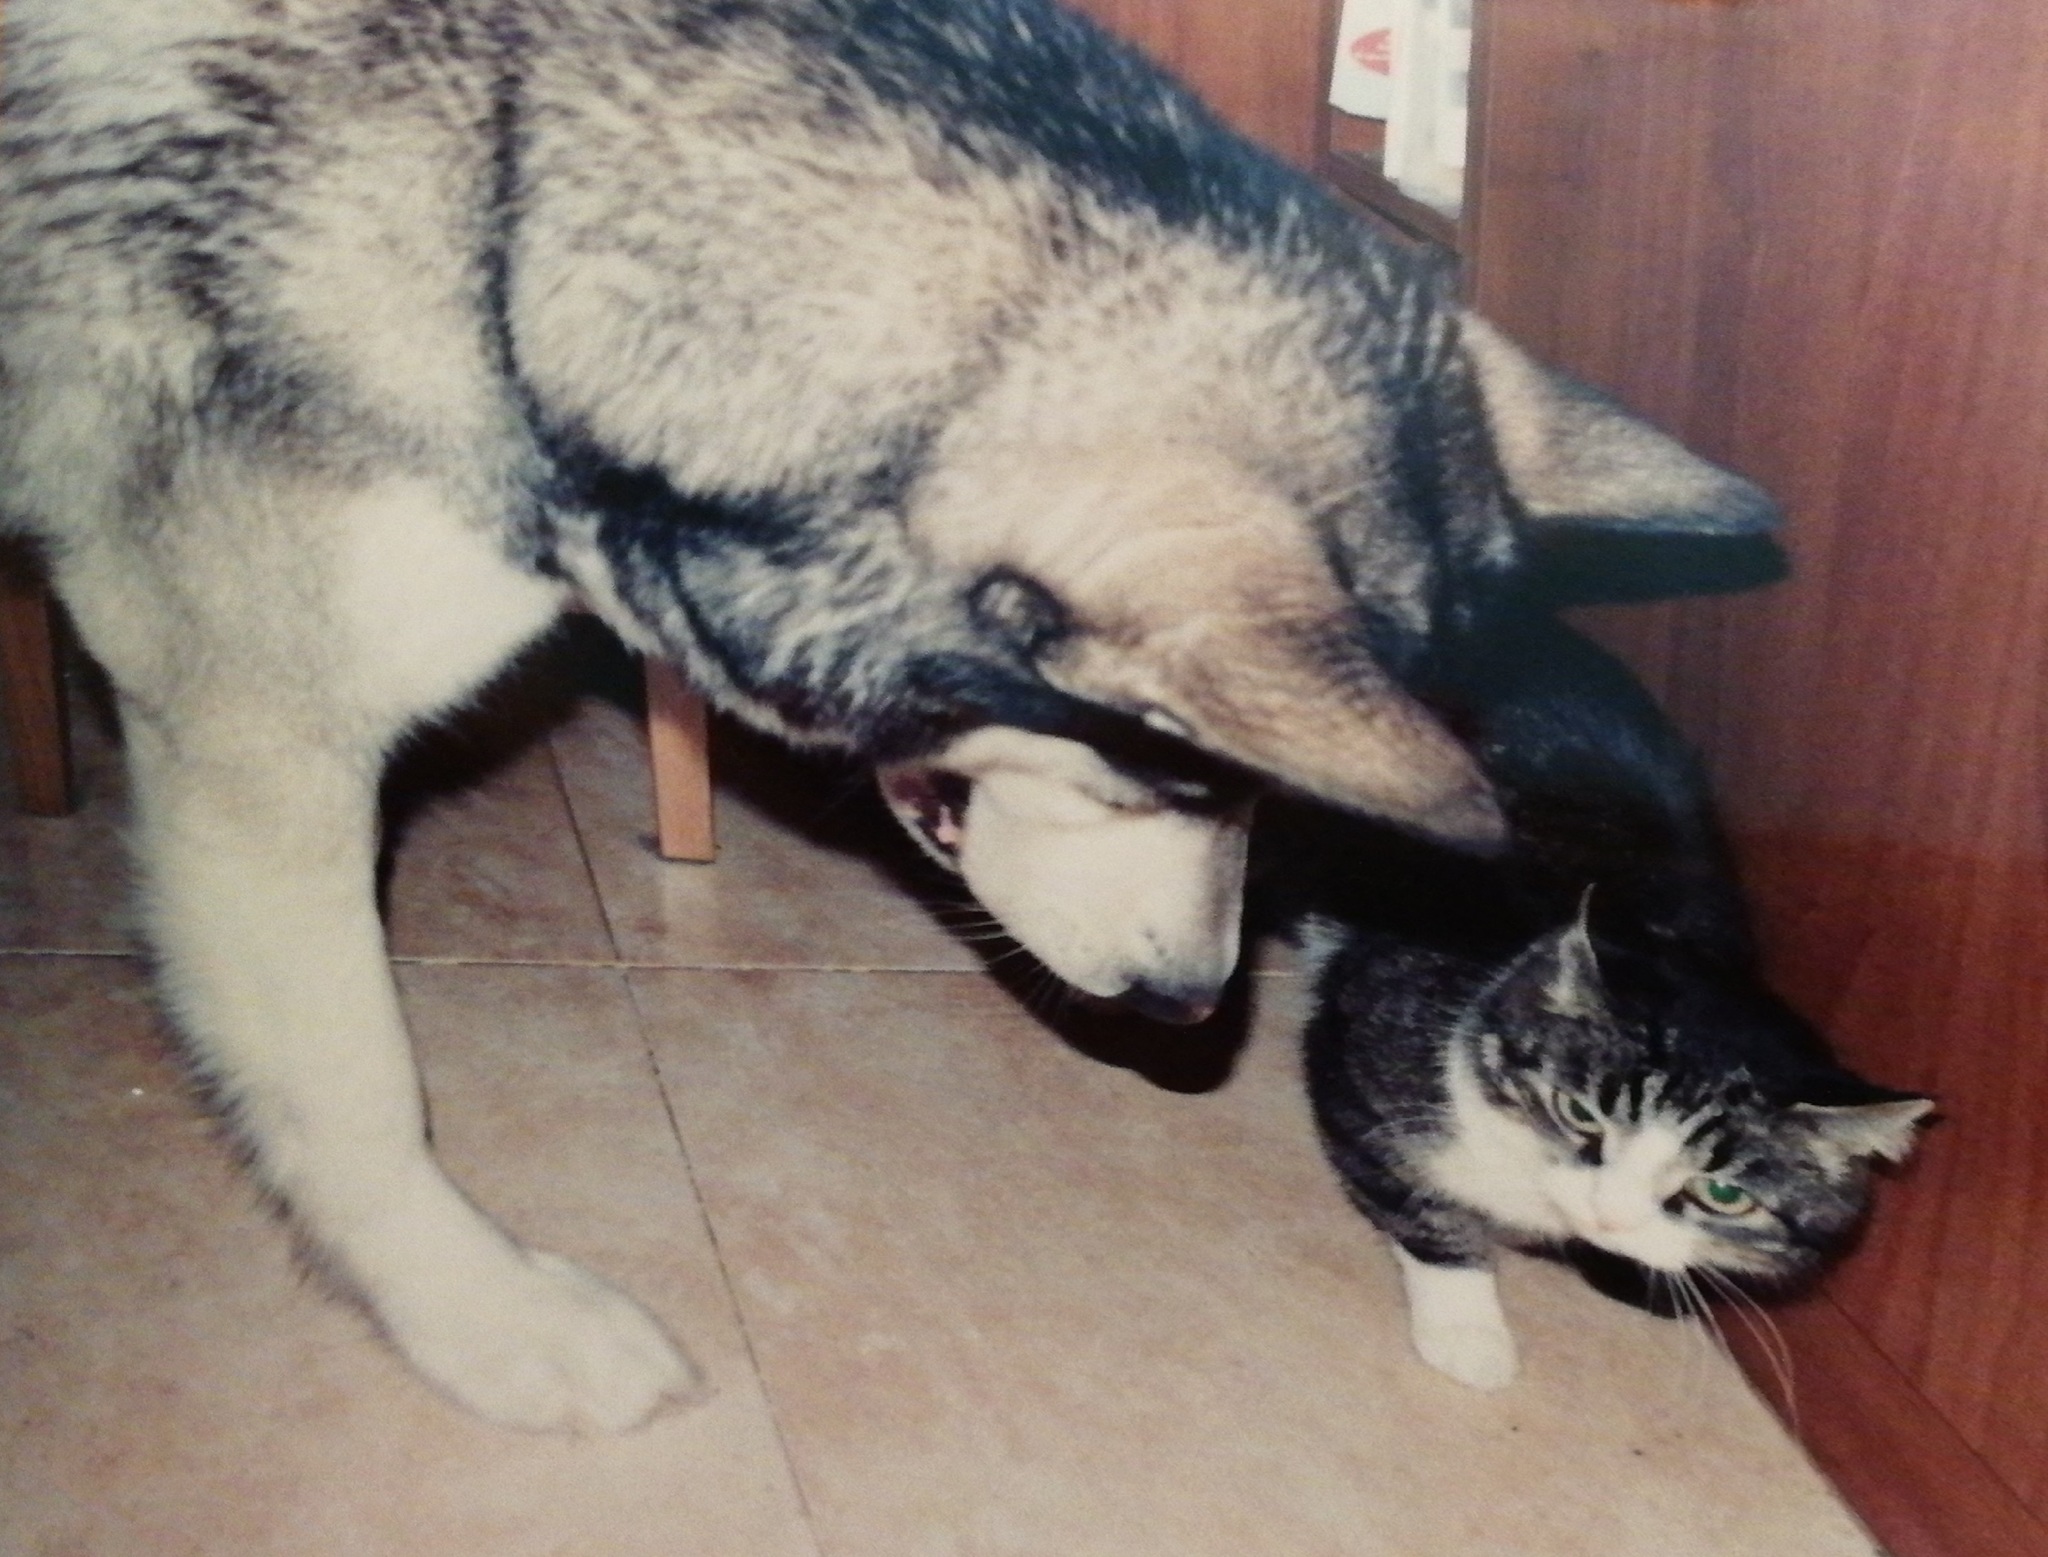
[936,928,1018,947]
[1699,1268,1799,1434]
[980,942,1042,968]
[919,902,1005,928]
[1702,1268,1795,1398]
[1360,1105,1450,1125]
[1338,1104,1452,1134]
[1655,1267,1690,1330]
[950,928,1027,947]
[1668,1270,1724,1397]
[1019,962,1075,1025]
[1348,1115,1445,1139]
[1690,1280,1735,1400]
[1345,1116,1443,1153]
[1651,1271,1698,1391]
[928,913,1008,934]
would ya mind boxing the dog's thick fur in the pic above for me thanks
[0,0,1776,1431]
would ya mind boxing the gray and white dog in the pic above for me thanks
[0,0,1776,1431]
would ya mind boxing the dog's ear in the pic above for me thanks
[1034,523,1503,848]
[1459,313,1780,536]
[1050,613,1503,848]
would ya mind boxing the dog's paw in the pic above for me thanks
[1411,1314,1520,1392]
[390,1247,710,1433]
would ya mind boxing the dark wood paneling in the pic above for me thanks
[0,545,74,816]
[1726,1293,2048,1557]
[1470,1,2048,1549]
[1064,0,1329,166]
[1742,839,2048,1515]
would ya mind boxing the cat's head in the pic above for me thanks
[1457,910,1933,1283]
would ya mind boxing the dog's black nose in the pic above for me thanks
[1118,981,1220,1026]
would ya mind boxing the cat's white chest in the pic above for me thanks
[1423,1048,1573,1239]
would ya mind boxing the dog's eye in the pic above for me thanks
[1097,788,1167,817]
[966,569,1070,655]
[1138,704,1194,740]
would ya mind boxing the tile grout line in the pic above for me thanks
[391,954,1007,972]
[0,946,145,959]
[383,951,1308,975]
[545,715,630,966]
[0,949,1299,976]
[617,967,834,1557]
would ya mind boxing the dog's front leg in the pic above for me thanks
[122,711,705,1432]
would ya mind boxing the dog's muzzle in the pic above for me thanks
[877,750,1244,1023]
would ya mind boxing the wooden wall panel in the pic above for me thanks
[1726,1296,2048,1557]
[1063,0,1329,166]
[1469,2,2048,1550]
[0,545,73,816]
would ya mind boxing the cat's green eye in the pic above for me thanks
[1688,1176,1756,1216]
[1554,1091,1602,1134]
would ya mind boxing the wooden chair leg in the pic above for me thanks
[0,568,74,816]
[643,657,715,862]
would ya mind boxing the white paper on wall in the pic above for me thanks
[1380,0,1424,191]
[1437,0,1473,176]
[1380,0,1468,216]
[1329,0,1398,120]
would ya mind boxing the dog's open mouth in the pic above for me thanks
[878,765,970,867]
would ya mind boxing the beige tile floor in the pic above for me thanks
[0,630,1882,1557]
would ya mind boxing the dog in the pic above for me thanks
[0,0,1777,1432]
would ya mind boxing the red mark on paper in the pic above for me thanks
[1349,28,1393,76]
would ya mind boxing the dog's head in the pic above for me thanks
[887,311,1779,1019]
[880,726,1256,1021]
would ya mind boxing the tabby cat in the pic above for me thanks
[1268,610,1932,1390]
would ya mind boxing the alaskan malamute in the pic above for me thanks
[0,0,1775,1429]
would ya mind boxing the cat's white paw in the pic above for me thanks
[387,1247,709,1433]
[1392,1246,1520,1392]
[1411,1315,1521,1391]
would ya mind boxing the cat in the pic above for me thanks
[1264,609,1933,1390]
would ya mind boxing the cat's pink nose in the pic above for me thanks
[1590,1204,1650,1236]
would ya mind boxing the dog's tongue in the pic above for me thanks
[876,766,967,865]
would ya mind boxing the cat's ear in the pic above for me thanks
[1537,894,1604,1019]
[1459,314,1780,536]
[1794,1097,1936,1170]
